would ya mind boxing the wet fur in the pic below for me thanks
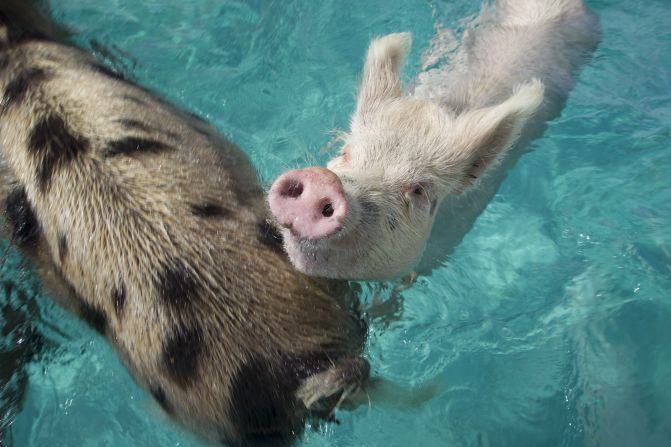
[0,2,368,445]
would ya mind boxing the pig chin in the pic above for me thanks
[279,228,369,279]
[279,227,412,280]
[281,236,343,278]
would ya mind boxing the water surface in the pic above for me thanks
[1,0,670,446]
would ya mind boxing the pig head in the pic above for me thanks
[269,33,544,280]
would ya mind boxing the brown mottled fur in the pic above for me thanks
[0,2,368,445]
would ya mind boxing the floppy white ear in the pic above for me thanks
[447,79,545,190]
[355,32,412,118]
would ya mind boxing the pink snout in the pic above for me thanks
[268,167,348,240]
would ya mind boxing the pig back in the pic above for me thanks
[414,0,600,116]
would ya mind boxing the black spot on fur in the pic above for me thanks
[116,118,151,133]
[156,259,200,310]
[1,68,50,112]
[112,283,126,318]
[57,232,67,263]
[191,203,231,219]
[186,110,207,125]
[162,323,203,388]
[150,385,171,414]
[229,352,337,445]
[27,113,89,191]
[79,300,107,335]
[387,215,398,232]
[5,186,40,246]
[193,127,211,139]
[121,94,146,106]
[89,39,135,77]
[115,118,180,141]
[104,137,170,157]
[229,355,300,445]
[0,54,9,71]
[0,10,52,45]
[89,62,126,82]
[257,219,284,254]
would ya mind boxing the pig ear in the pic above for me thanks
[355,33,412,118]
[448,79,545,191]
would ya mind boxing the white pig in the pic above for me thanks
[268,0,600,280]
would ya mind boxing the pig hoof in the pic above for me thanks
[394,271,418,292]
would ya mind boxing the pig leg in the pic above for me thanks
[298,356,443,417]
[363,272,418,326]
[338,375,445,413]
[395,271,419,292]
[297,356,370,418]
[366,290,405,327]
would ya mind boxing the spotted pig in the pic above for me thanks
[0,1,368,445]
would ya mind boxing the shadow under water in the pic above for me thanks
[0,244,58,447]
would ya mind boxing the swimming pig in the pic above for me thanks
[268,0,600,280]
[0,1,368,445]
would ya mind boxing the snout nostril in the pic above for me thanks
[280,180,304,198]
[322,203,334,217]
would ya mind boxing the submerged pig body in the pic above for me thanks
[269,0,600,280]
[0,1,368,445]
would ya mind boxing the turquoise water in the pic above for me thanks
[1,0,670,445]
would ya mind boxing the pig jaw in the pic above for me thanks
[278,227,426,281]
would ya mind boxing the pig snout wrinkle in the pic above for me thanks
[269,167,348,240]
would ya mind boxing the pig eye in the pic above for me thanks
[407,183,425,197]
[403,183,430,214]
